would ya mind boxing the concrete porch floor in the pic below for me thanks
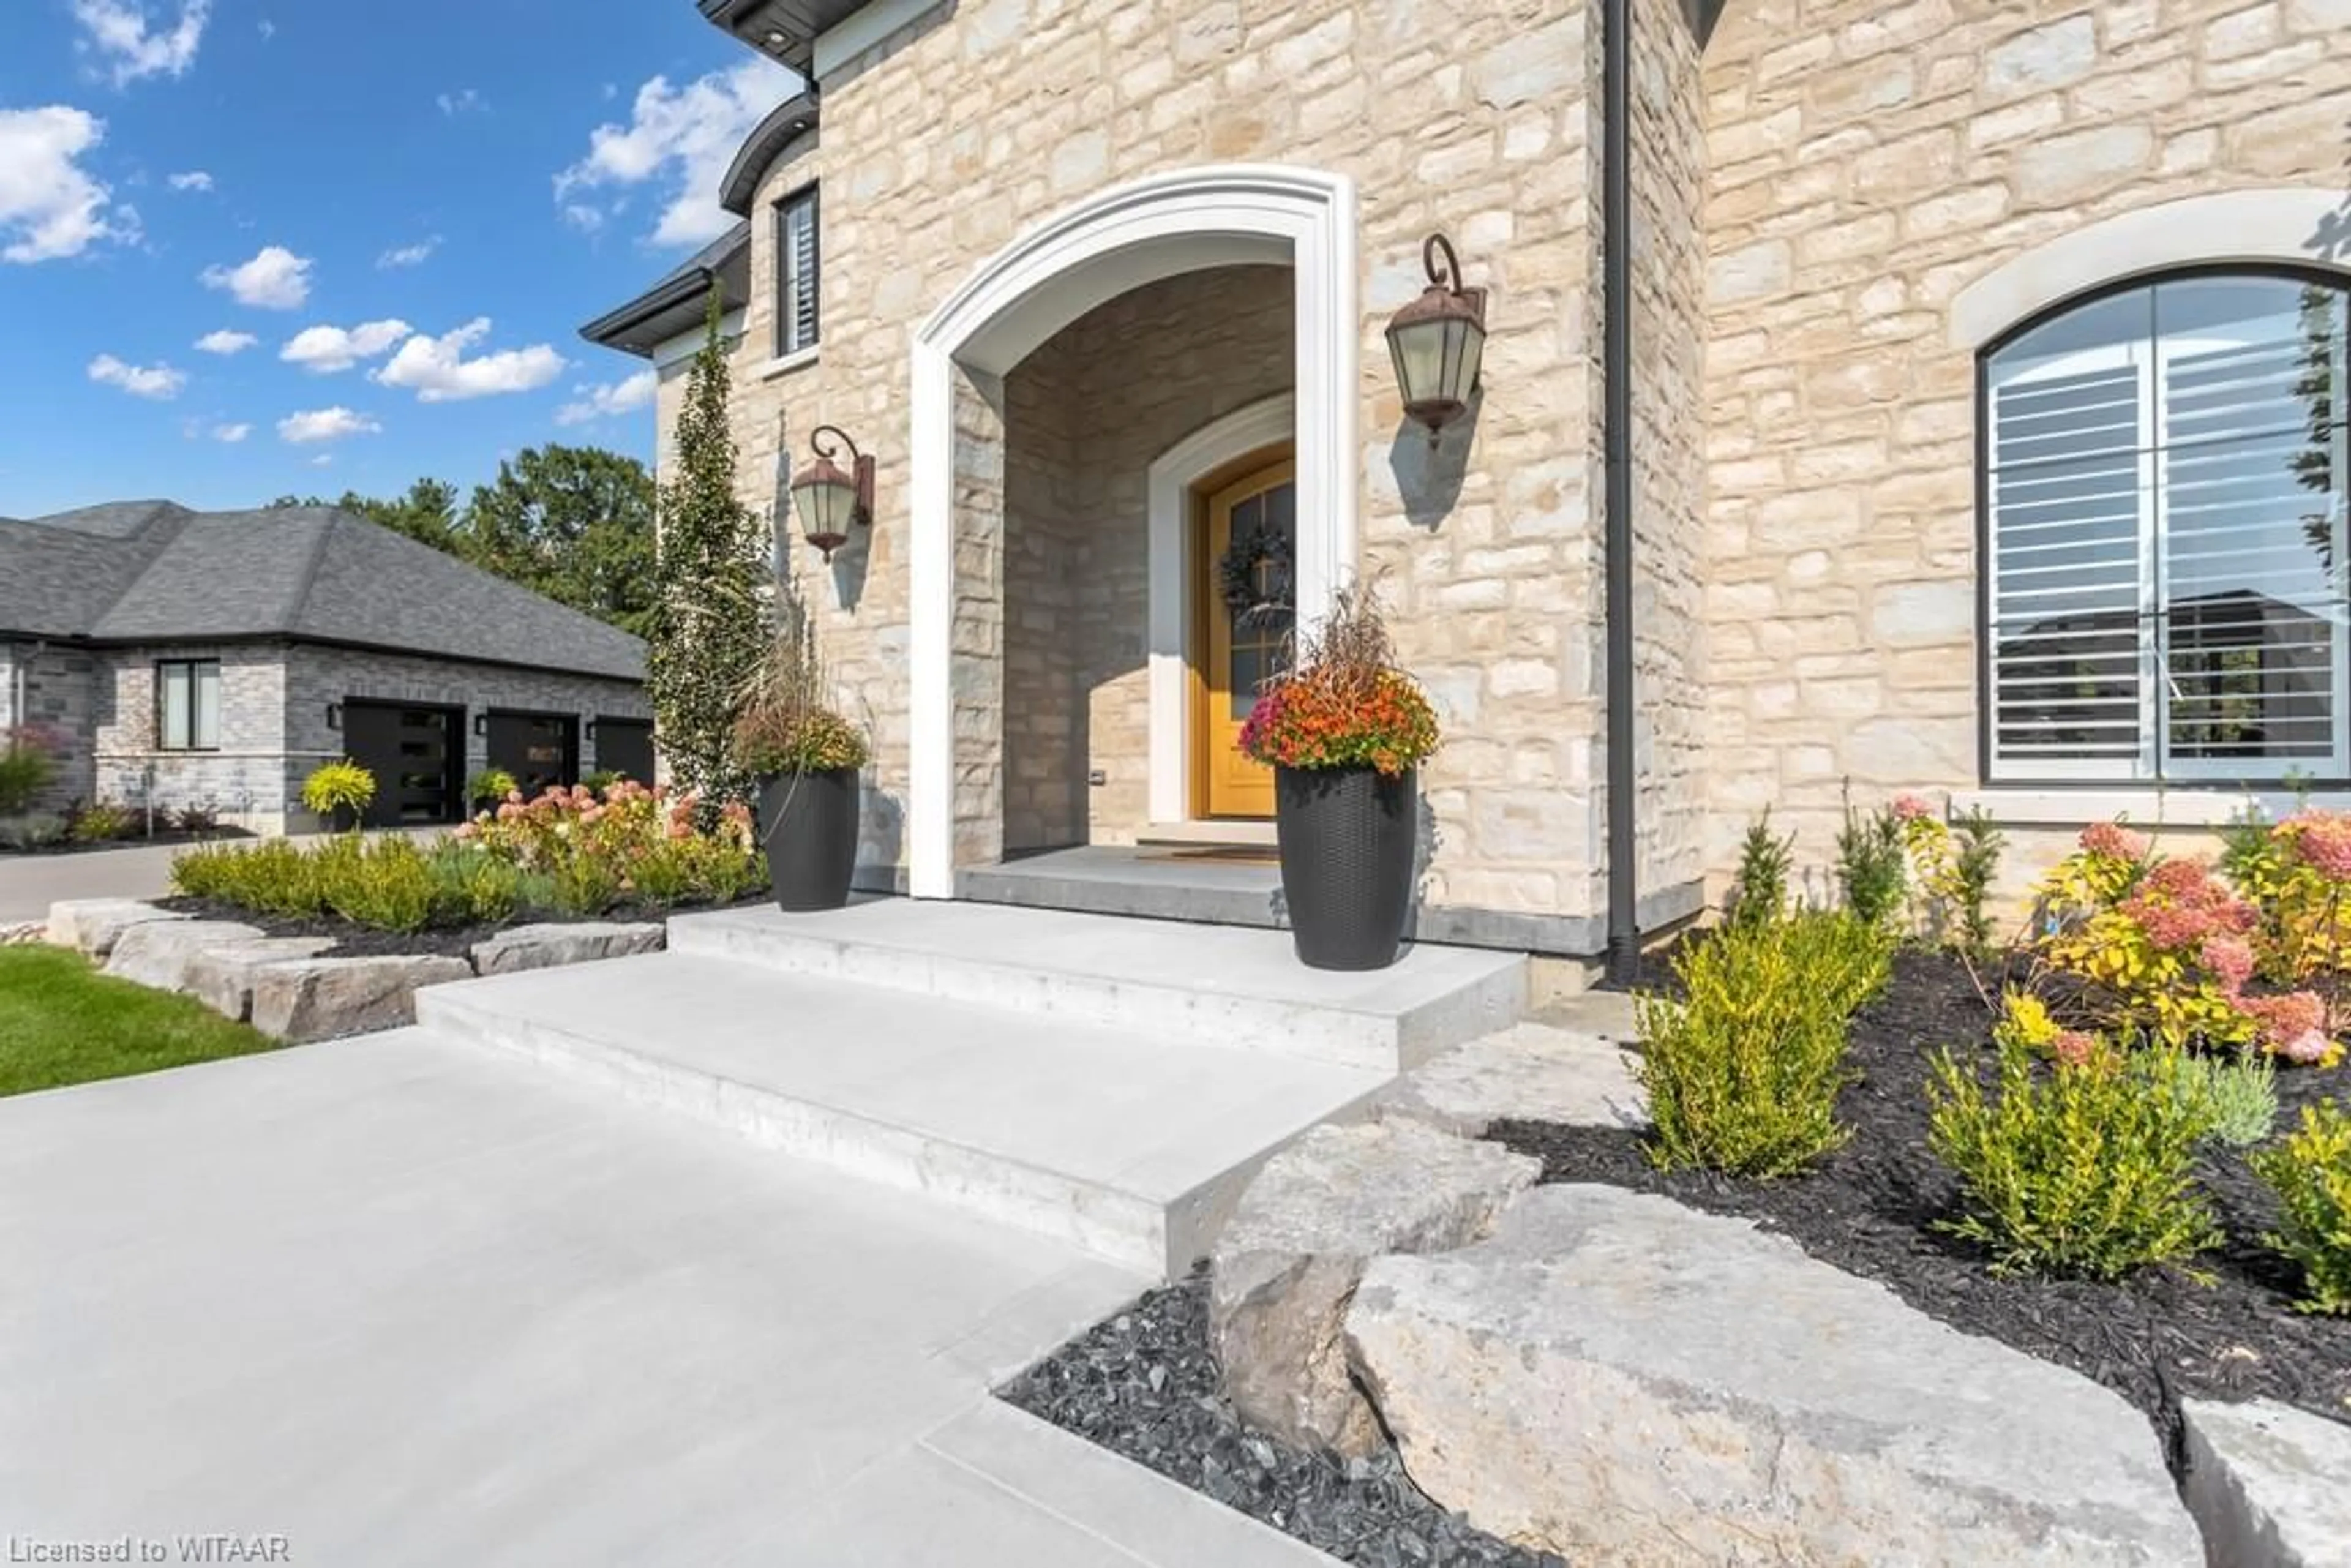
[0,1030,1334,1567]
[960,844,1285,929]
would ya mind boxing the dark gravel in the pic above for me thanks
[999,1269,1564,1568]
[155,893,771,962]
[1491,950,2351,1464]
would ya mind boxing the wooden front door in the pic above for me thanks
[1199,456,1296,819]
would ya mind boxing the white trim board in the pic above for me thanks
[907,163,1359,900]
[1144,393,1295,828]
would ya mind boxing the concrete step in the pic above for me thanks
[414,951,1389,1278]
[667,898,1527,1074]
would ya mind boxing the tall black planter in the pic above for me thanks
[1274,764,1417,971]
[759,767,861,912]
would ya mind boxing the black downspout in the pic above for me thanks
[1603,0,1640,985]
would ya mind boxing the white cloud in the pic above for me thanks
[373,318,566,403]
[555,56,793,246]
[257,18,274,39]
[277,406,380,444]
[560,203,604,234]
[437,88,487,117]
[0,105,127,263]
[200,243,310,309]
[88,353,186,399]
[167,168,211,192]
[195,328,255,355]
[72,0,211,88]
[211,421,250,443]
[376,236,439,269]
[556,369,658,426]
[309,453,332,467]
[280,318,412,373]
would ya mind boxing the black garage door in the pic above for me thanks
[340,702,465,827]
[486,711,579,798]
[594,717,654,786]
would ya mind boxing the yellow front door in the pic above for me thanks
[1201,457,1296,819]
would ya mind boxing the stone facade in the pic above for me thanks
[646,0,2351,946]
[1,642,97,812]
[1700,0,2351,896]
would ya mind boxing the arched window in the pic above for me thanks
[1983,272,2350,783]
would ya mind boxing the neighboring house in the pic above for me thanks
[586,0,2351,964]
[0,501,656,831]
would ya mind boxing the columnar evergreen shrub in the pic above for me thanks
[1835,791,1907,929]
[646,288,768,807]
[1725,811,1793,931]
[1635,911,1890,1178]
[2252,1100,2351,1315]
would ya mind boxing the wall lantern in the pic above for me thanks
[1385,232,1487,444]
[324,702,342,732]
[789,425,875,562]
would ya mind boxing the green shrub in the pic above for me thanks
[627,841,696,906]
[1927,1036,2221,1281]
[1726,811,1794,930]
[171,838,323,917]
[169,800,222,835]
[422,842,525,925]
[1837,790,1908,929]
[549,854,623,916]
[321,836,436,932]
[1948,808,2005,956]
[2164,1051,2278,1149]
[0,726,60,816]
[301,760,376,822]
[68,801,138,842]
[2252,1100,2351,1315]
[466,768,519,806]
[581,768,624,792]
[1635,912,1889,1178]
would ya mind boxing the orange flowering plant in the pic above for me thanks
[1237,584,1438,775]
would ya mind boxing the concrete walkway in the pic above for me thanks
[0,1031,1335,1566]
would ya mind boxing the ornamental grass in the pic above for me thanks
[1237,584,1437,775]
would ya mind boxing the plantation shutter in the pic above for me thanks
[1984,277,2350,782]
[778,189,819,358]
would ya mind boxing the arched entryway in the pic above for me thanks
[906,165,1359,898]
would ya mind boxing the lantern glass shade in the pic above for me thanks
[790,459,857,554]
[1387,306,1486,427]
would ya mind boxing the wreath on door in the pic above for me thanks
[1217,521,1295,626]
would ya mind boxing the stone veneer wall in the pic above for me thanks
[697,0,1657,943]
[1001,265,1295,849]
[1700,0,2351,898]
[1,643,97,812]
[91,645,288,831]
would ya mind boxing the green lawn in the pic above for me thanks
[0,945,283,1098]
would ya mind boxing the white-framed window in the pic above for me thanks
[1983,272,2351,783]
[157,658,222,752]
[776,185,819,359]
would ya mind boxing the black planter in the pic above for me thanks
[759,767,861,912]
[320,806,359,834]
[1273,764,1417,970]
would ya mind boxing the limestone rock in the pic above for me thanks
[103,919,267,992]
[469,921,665,977]
[1372,1019,1647,1137]
[45,899,189,958]
[184,939,339,1021]
[1344,1185,2202,1566]
[1,921,44,945]
[2183,1398,2351,1568]
[248,955,472,1043]
[1210,1119,1538,1456]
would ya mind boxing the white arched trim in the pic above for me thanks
[1950,187,2351,350]
[907,165,1357,898]
[1143,392,1296,827]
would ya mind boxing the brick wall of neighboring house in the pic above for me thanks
[1001,265,1295,850]
[1,642,97,813]
[708,0,1648,940]
[91,645,288,831]
[1700,0,2351,898]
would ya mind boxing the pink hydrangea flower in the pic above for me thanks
[2050,1030,2104,1068]
[2200,934,2255,993]
[451,822,478,841]
[2080,820,2150,861]
[2242,990,2330,1062]
[504,789,524,806]
[1892,793,1932,821]
[2289,812,2351,881]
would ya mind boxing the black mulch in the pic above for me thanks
[999,1269,1564,1568]
[1491,950,2351,1467]
[155,893,771,962]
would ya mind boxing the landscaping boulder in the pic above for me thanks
[2183,1398,2351,1567]
[103,919,266,992]
[469,921,665,977]
[247,955,472,1043]
[1210,1119,1538,1456]
[1,921,43,945]
[1371,1019,1647,1137]
[184,938,339,1022]
[1344,1185,2202,1566]
[45,899,189,959]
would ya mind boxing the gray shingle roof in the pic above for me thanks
[579,220,752,358]
[0,501,645,683]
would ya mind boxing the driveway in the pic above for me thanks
[0,1030,1331,1566]
[0,829,441,923]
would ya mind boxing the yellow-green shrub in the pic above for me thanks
[1927,1025,2220,1281]
[2252,1100,2351,1315]
[1635,911,1890,1178]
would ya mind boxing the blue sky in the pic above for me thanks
[0,0,798,517]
